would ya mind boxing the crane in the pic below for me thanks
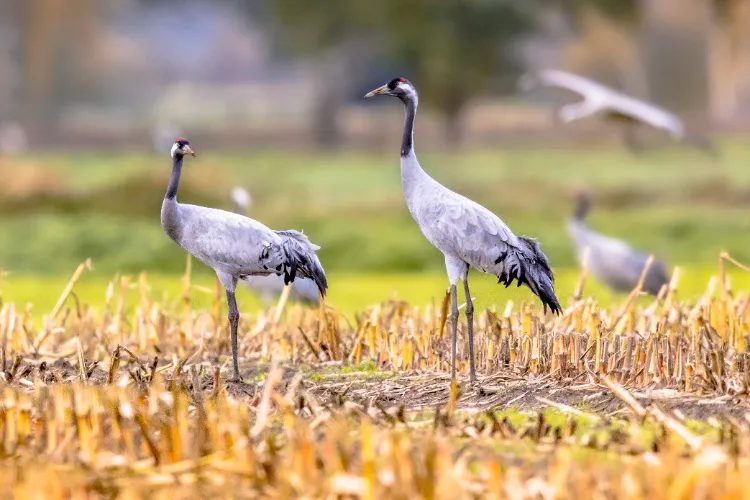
[230,186,321,306]
[161,138,328,381]
[568,190,669,296]
[365,78,562,384]
[518,69,718,156]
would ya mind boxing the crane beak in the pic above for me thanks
[183,145,196,157]
[364,85,389,98]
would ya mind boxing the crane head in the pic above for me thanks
[171,138,195,158]
[572,189,592,220]
[364,77,417,102]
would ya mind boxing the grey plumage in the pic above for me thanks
[365,77,561,384]
[161,139,327,381]
[230,186,321,306]
[568,191,669,296]
[519,69,718,156]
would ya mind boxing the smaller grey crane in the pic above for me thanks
[518,69,717,156]
[568,190,669,296]
[161,139,328,381]
[365,77,561,384]
[230,186,321,306]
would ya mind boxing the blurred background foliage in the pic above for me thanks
[1,0,750,285]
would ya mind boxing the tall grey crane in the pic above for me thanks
[161,138,328,381]
[568,190,669,296]
[230,186,321,306]
[518,69,717,156]
[364,78,562,384]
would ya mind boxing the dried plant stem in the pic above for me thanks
[49,259,92,321]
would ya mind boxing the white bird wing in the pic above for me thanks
[178,204,284,276]
[599,92,684,136]
[538,69,684,136]
[536,69,615,101]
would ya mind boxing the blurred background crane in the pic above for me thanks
[568,190,670,296]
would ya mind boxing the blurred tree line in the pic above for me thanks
[262,0,750,145]
[263,0,536,145]
[10,0,750,146]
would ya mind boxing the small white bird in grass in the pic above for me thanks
[365,77,562,384]
[230,186,321,306]
[518,69,718,157]
[160,139,328,382]
[567,190,669,297]
[231,186,252,213]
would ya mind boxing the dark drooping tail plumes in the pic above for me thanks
[276,230,328,297]
[495,236,562,315]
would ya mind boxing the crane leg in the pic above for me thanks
[450,284,458,380]
[463,277,477,384]
[226,290,242,382]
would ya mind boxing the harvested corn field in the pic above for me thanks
[1,255,750,499]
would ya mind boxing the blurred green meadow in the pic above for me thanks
[2,267,750,326]
[1,138,750,315]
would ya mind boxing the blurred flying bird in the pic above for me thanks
[518,69,718,157]
[230,186,321,306]
[567,190,669,296]
[161,139,327,381]
[365,77,561,384]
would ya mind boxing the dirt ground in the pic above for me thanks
[9,356,747,422]
[297,369,750,421]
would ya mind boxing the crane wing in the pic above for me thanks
[418,191,518,273]
[535,69,614,100]
[416,191,559,312]
[534,69,684,137]
[177,204,283,276]
[599,93,684,136]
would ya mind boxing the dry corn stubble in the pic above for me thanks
[0,254,749,498]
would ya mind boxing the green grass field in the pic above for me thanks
[1,139,749,310]
[3,265,748,325]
